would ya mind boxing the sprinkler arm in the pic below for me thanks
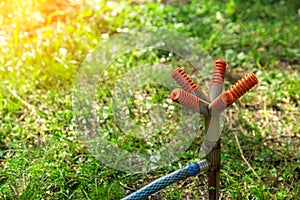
[209,72,258,113]
[170,88,210,116]
[171,67,210,102]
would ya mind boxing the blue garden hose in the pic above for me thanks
[122,160,209,200]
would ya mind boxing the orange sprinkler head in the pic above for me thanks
[210,60,227,101]
[210,72,258,113]
[171,88,200,110]
[171,67,209,102]
[170,88,209,115]
[171,68,198,94]
[228,72,258,101]
[211,60,227,87]
[210,91,234,113]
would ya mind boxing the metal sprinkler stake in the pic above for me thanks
[206,60,227,200]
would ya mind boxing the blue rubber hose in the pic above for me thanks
[122,160,209,200]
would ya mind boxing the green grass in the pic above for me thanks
[1,0,299,199]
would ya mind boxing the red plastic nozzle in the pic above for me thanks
[171,89,209,115]
[171,89,210,115]
[170,88,201,110]
[210,91,234,113]
[210,72,258,113]
[228,72,258,100]
[171,68,198,94]
[211,60,227,86]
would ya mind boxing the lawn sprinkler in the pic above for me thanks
[122,60,258,200]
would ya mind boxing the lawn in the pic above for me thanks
[0,0,299,199]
